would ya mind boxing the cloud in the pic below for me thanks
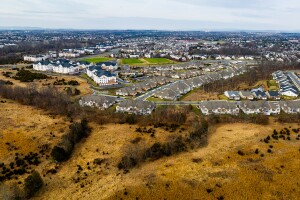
[0,0,299,30]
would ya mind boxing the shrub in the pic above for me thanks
[237,150,245,156]
[68,80,79,86]
[51,119,90,162]
[126,115,137,125]
[24,171,43,198]
[13,69,48,82]
[117,156,137,170]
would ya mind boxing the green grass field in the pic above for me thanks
[82,57,114,63]
[267,80,279,91]
[144,58,175,64]
[121,58,144,65]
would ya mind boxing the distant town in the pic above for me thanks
[0,30,299,116]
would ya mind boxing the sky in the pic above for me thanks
[0,0,300,31]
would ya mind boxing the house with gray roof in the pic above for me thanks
[86,66,117,86]
[168,81,190,95]
[224,91,241,100]
[199,101,239,115]
[239,101,280,115]
[154,88,179,101]
[79,95,117,110]
[116,100,156,115]
[280,100,300,114]
[239,91,254,100]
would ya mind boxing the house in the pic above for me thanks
[199,101,240,115]
[170,81,191,94]
[24,54,49,62]
[251,86,264,93]
[280,100,300,114]
[59,50,80,58]
[86,66,117,86]
[252,91,268,100]
[224,91,241,101]
[286,72,300,91]
[33,59,83,74]
[280,87,299,97]
[96,61,118,71]
[116,87,137,96]
[33,61,54,71]
[116,100,156,115]
[154,88,179,101]
[52,62,80,74]
[266,91,281,100]
[239,91,254,100]
[239,101,280,115]
[79,95,117,110]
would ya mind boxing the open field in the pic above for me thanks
[1,100,300,199]
[143,58,176,64]
[29,119,300,200]
[181,88,220,101]
[121,58,144,65]
[121,58,177,66]
[81,57,114,63]
[0,99,71,159]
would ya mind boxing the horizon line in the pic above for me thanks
[1,27,300,33]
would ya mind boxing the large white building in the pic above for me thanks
[86,66,117,86]
[24,54,49,62]
[58,49,80,58]
[33,59,90,74]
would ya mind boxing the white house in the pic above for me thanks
[86,66,117,86]
[239,101,280,115]
[33,59,84,74]
[116,100,156,115]
[24,54,49,62]
[280,100,300,114]
[199,101,240,115]
[79,95,117,110]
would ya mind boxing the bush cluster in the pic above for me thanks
[24,171,43,198]
[118,120,208,170]
[13,69,48,82]
[51,119,90,162]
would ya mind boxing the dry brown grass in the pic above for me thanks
[0,68,93,97]
[0,99,70,160]
[182,89,220,101]
[1,100,300,200]
[30,120,300,200]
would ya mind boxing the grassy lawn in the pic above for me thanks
[121,58,177,66]
[218,94,229,100]
[121,58,144,65]
[144,58,175,64]
[82,57,114,63]
[267,80,279,91]
[281,95,298,100]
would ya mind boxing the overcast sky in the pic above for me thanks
[1,0,300,31]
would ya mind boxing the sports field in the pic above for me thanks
[121,58,144,65]
[82,57,114,63]
[144,58,175,64]
[121,58,176,66]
